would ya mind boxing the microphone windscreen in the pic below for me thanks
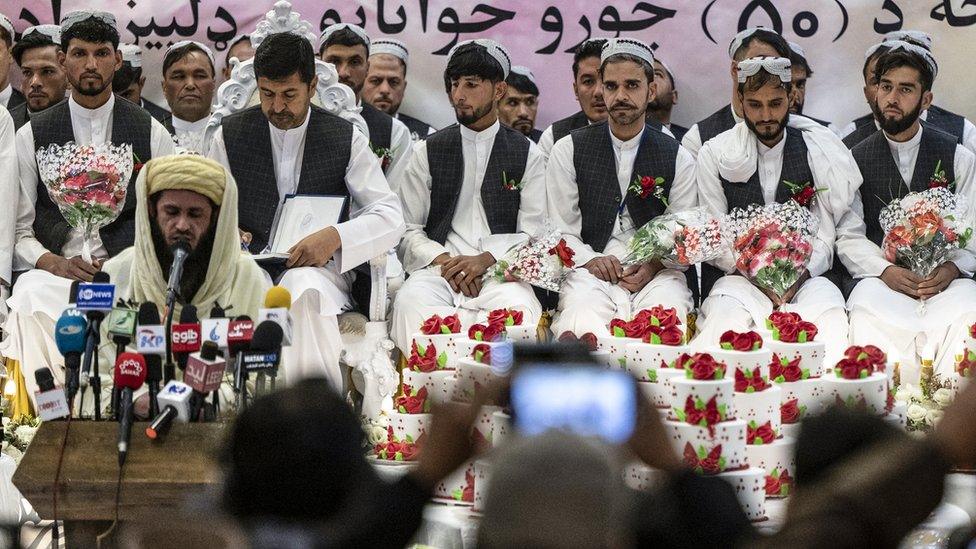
[114,352,148,389]
[93,272,110,284]
[234,315,252,321]
[200,340,220,361]
[263,286,292,309]
[138,302,161,325]
[34,367,55,391]
[55,314,87,354]
[251,321,284,352]
[179,304,199,323]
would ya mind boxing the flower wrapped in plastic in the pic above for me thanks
[621,207,725,267]
[724,200,818,300]
[36,141,134,262]
[486,228,575,291]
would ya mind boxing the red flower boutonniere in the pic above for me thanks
[628,174,668,206]
[502,170,523,191]
[784,180,827,208]
[928,159,953,190]
[371,144,393,172]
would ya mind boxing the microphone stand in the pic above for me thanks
[79,321,102,420]
[163,298,177,383]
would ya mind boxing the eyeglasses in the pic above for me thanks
[737,56,792,83]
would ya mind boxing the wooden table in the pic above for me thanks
[13,421,226,548]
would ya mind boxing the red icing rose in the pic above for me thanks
[720,330,763,352]
[636,305,681,329]
[682,395,725,431]
[468,324,487,340]
[441,314,462,334]
[420,314,444,335]
[777,322,799,343]
[580,332,599,351]
[958,350,976,377]
[735,367,770,393]
[472,343,492,365]
[488,308,523,327]
[682,442,724,475]
[748,421,776,444]
[673,352,696,369]
[843,345,886,371]
[407,341,440,372]
[970,323,976,338]
[460,471,476,502]
[609,318,629,337]
[769,354,805,382]
[835,357,870,380]
[624,318,650,339]
[795,321,818,342]
[685,353,725,380]
[768,311,801,329]
[395,385,431,414]
[764,469,793,497]
[482,322,505,342]
[549,238,576,268]
[657,326,684,346]
[781,399,802,424]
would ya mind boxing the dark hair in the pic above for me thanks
[732,29,789,61]
[163,43,215,77]
[599,53,655,83]
[862,44,890,81]
[254,32,316,84]
[873,49,934,92]
[505,71,539,97]
[443,42,506,92]
[12,32,59,66]
[737,69,792,96]
[319,27,369,58]
[572,39,607,78]
[0,26,11,48]
[795,405,902,486]
[220,378,373,522]
[112,62,142,93]
[789,50,813,77]
[225,35,250,67]
[60,17,120,51]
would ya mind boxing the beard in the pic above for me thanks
[875,99,922,135]
[150,220,217,304]
[75,72,109,96]
[744,109,790,143]
[455,101,493,126]
[647,93,673,114]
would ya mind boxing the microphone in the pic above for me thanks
[235,321,283,408]
[67,280,80,304]
[33,368,70,421]
[171,305,201,374]
[184,341,225,421]
[257,286,292,346]
[165,239,191,309]
[113,352,147,466]
[78,272,113,420]
[107,302,138,417]
[55,312,87,408]
[137,303,165,417]
[201,305,230,351]
[146,380,193,440]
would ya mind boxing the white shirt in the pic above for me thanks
[171,114,209,154]
[14,94,176,269]
[398,120,548,274]
[0,86,11,109]
[840,110,976,157]
[681,104,742,159]
[546,124,698,266]
[0,109,17,284]
[207,113,405,274]
[696,130,837,277]
[835,125,976,278]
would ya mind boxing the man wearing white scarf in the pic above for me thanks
[693,57,850,365]
[837,46,976,384]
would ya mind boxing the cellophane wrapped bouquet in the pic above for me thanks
[487,228,576,291]
[621,207,726,267]
[724,201,818,300]
[36,142,134,262]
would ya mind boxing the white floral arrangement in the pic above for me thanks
[362,412,391,448]
[895,379,953,433]
[2,415,40,464]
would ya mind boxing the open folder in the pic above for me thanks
[251,194,349,265]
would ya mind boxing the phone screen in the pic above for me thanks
[511,366,637,444]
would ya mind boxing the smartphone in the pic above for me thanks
[510,365,637,445]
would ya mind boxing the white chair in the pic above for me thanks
[206,0,398,420]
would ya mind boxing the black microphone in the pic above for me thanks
[174,305,200,373]
[114,353,147,466]
[166,240,191,309]
[235,321,283,409]
[33,368,70,420]
[80,272,111,420]
[137,303,164,418]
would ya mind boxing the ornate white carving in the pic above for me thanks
[343,321,398,421]
[205,0,368,141]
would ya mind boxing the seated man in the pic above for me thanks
[497,65,542,142]
[9,25,67,130]
[547,38,697,337]
[362,38,435,141]
[693,56,850,364]
[838,43,976,384]
[208,33,404,389]
[114,43,169,121]
[391,39,545,353]
[158,40,216,153]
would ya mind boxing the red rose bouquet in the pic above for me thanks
[487,229,575,291]
[622,207,725,267]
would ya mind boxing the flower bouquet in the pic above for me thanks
[487,229,575,291]
[36,141,134,262]
[724,201,818,303]
[879,187,972,313]
[621,207,725,267]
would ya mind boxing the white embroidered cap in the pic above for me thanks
[600,37,654,67]
[728,27,780,59]
[0,13,13,44]
[448,39,512,79]
[883,30,933,50]
[22,24,61,45]
[737,56,791,83]
[119,43,142,67]
[318,23,370,52]
[656,57,674,83]
[875,39,939,78]
[370,38,408,62]
[510,65,536,85]
[788,41,805,59]
[60,10,117,34]
[165,40,216,69]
